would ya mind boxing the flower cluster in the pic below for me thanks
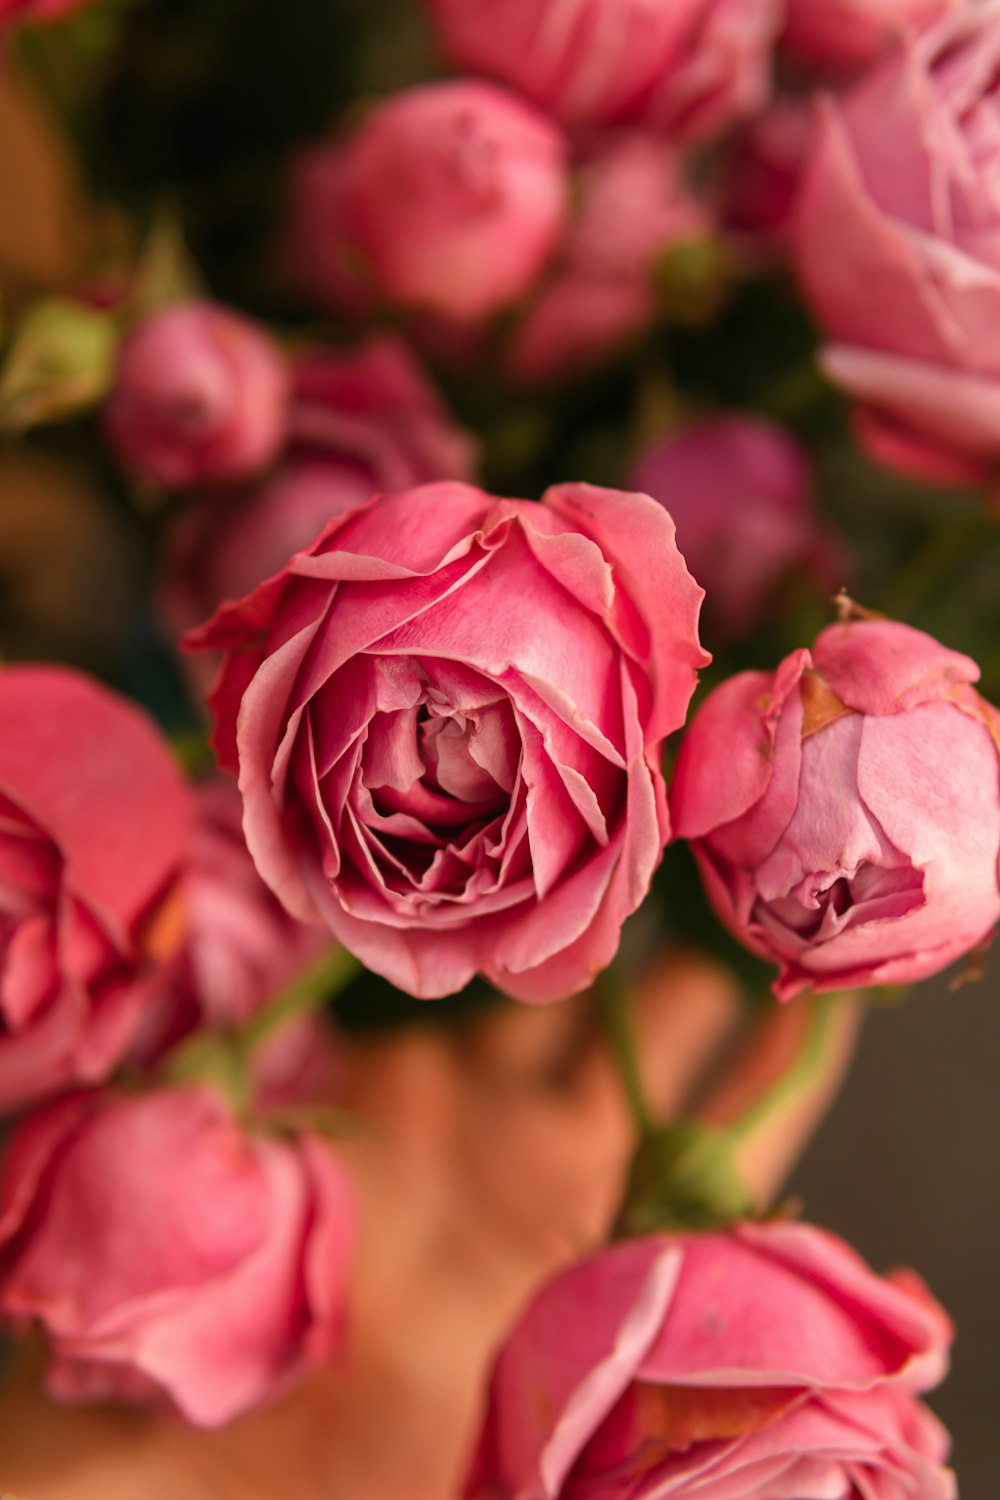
[0,0,996,1489]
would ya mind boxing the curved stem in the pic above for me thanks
[243,946,362,1052]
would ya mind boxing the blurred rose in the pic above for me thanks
[159,336,477,689]
[724,96,816,246]
[425,0,782,141]
[188,481,707,1002]
[467,1223,954,1500]
[132,779,337,1066]
[0,667,190,1113]
[629,415,842,641]
[671,619,1000,999]
[781,0,956,73]
[793,5,1000,484]
[105,301,290,489]
[0,1085,355,1426]
[288,82,568,323]
[511,132,711,382]
[0,0,92,21]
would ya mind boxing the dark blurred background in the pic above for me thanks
[790,972,1000,1497]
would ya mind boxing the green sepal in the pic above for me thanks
[615,1119,756,1238]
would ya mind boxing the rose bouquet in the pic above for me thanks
[0,0,996,1496]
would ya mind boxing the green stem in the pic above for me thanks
[597,964,653,1140]
[728,992,845,1145]
[243,946,362,1052]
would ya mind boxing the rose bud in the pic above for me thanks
[0,1084,355,1427]
[511,132,712,383]
[187,481,707,1003]
[0,666,191,1113]
[781,0,956,74]
[424,0,783,142]
[105,300,290,489]
[671,619,1000,999]
[629,416,843,643]
[289,82,568,324]
[160,335,477,651]
[466,1223,955,1500]
[723,96,816,247]
[793,6,1000,485]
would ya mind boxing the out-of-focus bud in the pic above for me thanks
[104,300,290,489]
[793,5,1000,485]
[159,336,477,668]
[0,298,116,430]
[511,133,712,382]
[629,415,842,642]
[724,96,816,249]
[425,0,783,142]
[781,0,956,73]
[671,619,1000,999]
[287,82,569,324]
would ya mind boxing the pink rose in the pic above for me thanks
[0,1084,355,1426]
[105,301,290,489]
[793,6,1000,484]
[188,481,707,1002]
[288,83,568,323]
[671,620,1000,999]
[425,0,782,141]
[132,779,337,1064]
[511,133,712,382]
[0,666,191,1113]
[629,416,844,641]
[781,0,956,73]
[466,1223,955,1500]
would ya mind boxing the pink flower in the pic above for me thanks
[0,0,92,21]
[511,132,712,382]
[671,620,1000,999]
[781,0,956,73]
[793,6,1000,484]
[160,337,476,652]
[105,301,290,489]
[425,0,783,142]
[0,1085,355,1427]
[467,1224,955,1499]
[724,95,816,246]
[188,481,707,1002]
[288,83,569,323]
[629,416,844,642]
[131,779,338,1066]
[0,667,191,1113]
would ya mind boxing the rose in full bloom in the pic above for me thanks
[466,1223,955,1500]
[793,5,1000,484]
[0,666,190,1113]
[781,0,955,73]
[425,0,783,141]
[629,416,843,641]
[288,83,569,324]
[671,619,1000,999]
[0,1084,355,1426]
[105,301,290,489]
[160,336,477,646]
[511,133,712,382]
[189,481,707,1002]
